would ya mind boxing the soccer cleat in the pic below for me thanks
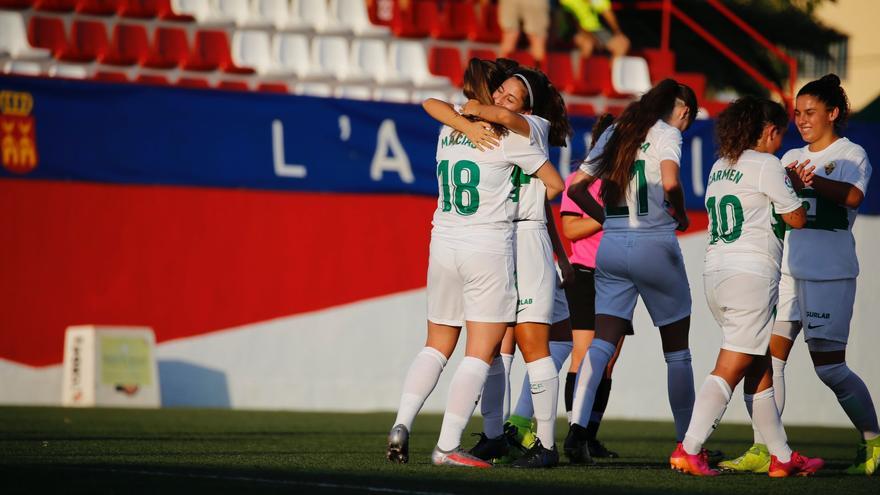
[718,443,771,473]
[431,446,492,468]
[505,415,536,450]
[386,424,409,464]
[768,451,824,477]
[511,438,559,468]
[468,432,509,461]
[670,443,718,476]
[563,423,595,465]
[844,437,880,475]
[587,438,619,458]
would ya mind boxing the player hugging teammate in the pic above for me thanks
[386,69,877,476]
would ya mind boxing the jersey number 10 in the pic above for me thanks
[438,159,481,216]
[706,194,744,244]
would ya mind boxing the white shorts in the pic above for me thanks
[514,227,558,324]
[797,278,856,345]
[704,270,778,355]
[775,272,800,322]
[426,238,516,326]
[594,232,691,327]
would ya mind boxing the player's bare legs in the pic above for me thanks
[499,30,520,59]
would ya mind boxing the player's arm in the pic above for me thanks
[661,159,688,231]
[533,161,564,200]
[421,98,499,151]
[809,175,864,209]
[545,201,575,287]
[461,99,531,138]
[561,214,602,241]
[567,170,605,224]
[780,207,807,229]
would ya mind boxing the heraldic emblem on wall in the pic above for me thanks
[0,91,38,174]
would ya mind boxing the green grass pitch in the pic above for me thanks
[0,407,875,494]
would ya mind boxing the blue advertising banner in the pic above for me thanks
[1,75,877,213]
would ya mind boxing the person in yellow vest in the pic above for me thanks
[560,0,630,60]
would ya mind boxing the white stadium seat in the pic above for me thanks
[0,12,52,60]
[273,32,331,80]
[336,84,373,101]
[297,81,334,97]
[171,0,234,25]
[312,35,367,82]
[3,60,44,76]
[374,87,410,104]
[49,63,90,79]
[611,56,652,96]
[232,30,291,76]
[215,0,259,27]
[297,0,347,33]
[388,41,450,88]
[253,0,292,30]
[330,0,390,37]
[349,38,397,84]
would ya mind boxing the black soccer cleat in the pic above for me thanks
[512,438,559,468]
[587,438,619,458]
[563,423,595,465]
[468,432,509,461]
[386,424,409,464]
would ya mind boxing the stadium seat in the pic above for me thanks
[702,100,729,117]
[252,0,291,30]
[567,102,597,117]
[118,0,160,18]
[94,70,129,81]
[312,35,362,81]
[390,0,434,38]
[465,48,496,63]
[215,0,264,27]
[468,1,501,43]
[0,0,33,9]
[144,26,190,68]
[257,81,288,93]
[298,0,347,34]
[336,84,373,101]
[3,60,44,76]
[642,48,675,83]
[388,40,450,88]
[411,88,448,104]
[33,0,77,11]
[15,15,58,59]
[330,0,389,36]
[297,81,334,97]
[177,76,211,88]
[349,38,397,84]
[431,0,471,40]
[186,30,254,73]
[136,73,170,84]
[61,20,109,62]
[217,79,250,90]
[171,0,233,25]
[673,72,706,105]
[232,29,287,76]
[28,16,67,58]
[510,50,536,69]
[611,56,652,96]
[76,0,120,15]
[273,32,314,78]
[574,55,622,96]
[544,52,575,93]
[156,0,195,20]
[428,46,463,87]
[102,24,150,66]
[49,62,90,78]
[374,86,410,103]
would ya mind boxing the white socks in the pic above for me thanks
[571,338,616,426]
[683,375,731,455]
[746,387,792,462]
[526,356,560,448]
[512,341,572,419]
[480,356,507,439]
[437,356,490,451]
[753,356,787,445]
[665,349,695,443]
[393,346,447,430]
[815,363,880,440]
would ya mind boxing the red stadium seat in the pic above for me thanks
[185,30,254,74]
[28,16,67,58]
[94,70,129,82]
[156,0,195,21]
[510,50,536,69]
[573,56,628,97]
[673,72,706,105]
[218,80,249,91]
[61,20,109,62]
[428,46,463,87]
[76,0,119,15]
[703,100,729,117]
[641,48,675,83]
[465,48,496,63]
[567,103,596,117]
[606,104,628,116]
[102,24,149,66]
[0,0,33,9]
[390,0,435,38]
[468,1,501,43]
[257,82,288,93]
[544,52,575,93]
[118,0,159,17]
[136,73,170,85]
[144,26,190,68]
[33,0,76,11]
[178,76,210,88]
[431,0,471,40]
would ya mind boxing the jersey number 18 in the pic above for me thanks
[438,159,481,216]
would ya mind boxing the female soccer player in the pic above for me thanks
[433,66,574,468]
[386,59,565,468]
[564,79,698,464]
[722,74,879,476]
[670,96,824,477]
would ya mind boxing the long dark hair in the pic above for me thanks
[590,113,615,149]
[510,67,573,147]
[591,79,697,207]
[716,96,787,164]
[797,73,850,135]
[455,57,511,139]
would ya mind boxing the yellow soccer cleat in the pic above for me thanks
[845,437,880,475]
[718,443,771,473]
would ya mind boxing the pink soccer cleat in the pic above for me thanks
[670,442,719,477]
[768,451,825,477]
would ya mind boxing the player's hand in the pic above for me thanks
[463,120,498,151]
[785,159,811,191]
[559,261,576,289]
[797,164,816,188]
[461,99,483,117]
[674,212,690,232]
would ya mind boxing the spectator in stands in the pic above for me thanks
[498,0,550,67]
[560,0,630,61]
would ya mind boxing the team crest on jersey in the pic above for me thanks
[824,161,836,175]
[0,91,38,174]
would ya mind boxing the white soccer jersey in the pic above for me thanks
[780,138,872,280]
[704,150,802,275]
[433,122,549,254]
[580,120,682,232]
[511,115,551,227]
